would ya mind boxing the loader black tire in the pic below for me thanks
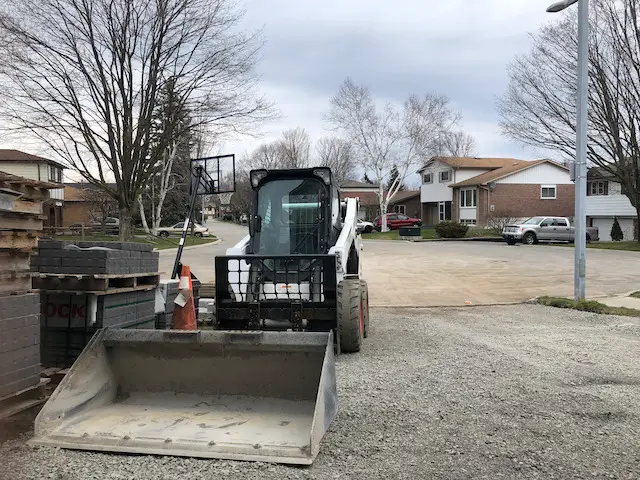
[360,279,370,338]
[337,279,362,353]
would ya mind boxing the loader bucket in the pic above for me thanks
[30,329,337,465]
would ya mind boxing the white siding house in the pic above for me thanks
[586,174,637,241]
[0,149,66,226]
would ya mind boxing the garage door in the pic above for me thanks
[592,217,635,241]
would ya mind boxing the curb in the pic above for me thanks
[369,301,527,309]
[157,238,222,252]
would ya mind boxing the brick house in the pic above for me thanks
[339,180,381,220]
[0,149,65,227]
[388,191,421,219]
[63,183,118,227]
[418,156,574,227]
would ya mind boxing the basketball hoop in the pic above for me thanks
[218,192,233,205]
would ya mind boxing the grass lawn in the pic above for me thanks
[557,241,640,252]
[537,296,640,318]
[54,234,217,250]
[361,227,501,241]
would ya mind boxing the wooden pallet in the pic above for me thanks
[0,231,39,251]
[0,272,32,294]
[0,378,50,420]
[33,272,160,292]
[40,284,158,296]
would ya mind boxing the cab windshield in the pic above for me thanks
[522,217,544,225]
[254,178,326,255]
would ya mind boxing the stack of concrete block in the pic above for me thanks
[155,280,179,330]
[33,240,159,275]
[41,289,157,368]
[0,293,40,398]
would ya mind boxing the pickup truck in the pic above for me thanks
[502,216,599,245]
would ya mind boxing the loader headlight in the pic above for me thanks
[250,169,268,188]
[313,168,331,185]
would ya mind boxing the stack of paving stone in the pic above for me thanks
[155,279,179,330]
[33,240,159,275]
[0,173,56,412]
[0,293,40,398]
[33,240,160,368]
[41,289,157,368]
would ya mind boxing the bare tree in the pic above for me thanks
[497,0,640,239]
[277,127,311,168]
[315,136,357,184]
[0,0,274,240]
[81,186,118,226]
[245,127,311,171]
[326,77,459,231]
[435,130,477,157]
[486,207,520,235]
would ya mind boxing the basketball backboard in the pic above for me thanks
[190,154,235,195]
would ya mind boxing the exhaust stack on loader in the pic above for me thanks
[30,328,337,465]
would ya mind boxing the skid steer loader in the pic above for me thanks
[30,166,368,465]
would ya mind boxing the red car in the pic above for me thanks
[374,213,422,230]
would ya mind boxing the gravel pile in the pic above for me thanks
[1,304,639,479]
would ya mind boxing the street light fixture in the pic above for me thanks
[546,0,579,13]
[546,0,588,301]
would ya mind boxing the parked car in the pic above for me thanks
[357,219,374,234]
[92,217,120,234]
[374,213,422,231]
[239,214,248,224]
[156,221,210,238]
[502,216,599,245]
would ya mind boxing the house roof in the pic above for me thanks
[388,190,420,204]
[63,182,118,202]
[418,156,523,173]
[340,180,379,189]
[0,171,60,189]
[0,149,66,169]
[341,190,379,206]
[449,159,568,188]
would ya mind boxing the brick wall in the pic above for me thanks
[466,184,575,226]
[63,202,92,227]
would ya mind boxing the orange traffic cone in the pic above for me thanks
[172,264,197,330]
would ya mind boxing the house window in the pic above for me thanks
[460,188,477,208]
[48,165,62,183]
[587,181,608,196]
[439,170,451,183]
[460,219,476,226]
[541,185,557,199]
[423,173,433,184]
[393,204,406,215]
[439,202,445,222]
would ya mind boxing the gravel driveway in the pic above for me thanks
[2,304,639,479]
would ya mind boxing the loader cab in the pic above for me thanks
[248,167,341,255]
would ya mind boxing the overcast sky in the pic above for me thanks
[221,0,563,175]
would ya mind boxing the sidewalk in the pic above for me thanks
[597,293,640,310]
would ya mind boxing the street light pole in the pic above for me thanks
[547,0,588,301]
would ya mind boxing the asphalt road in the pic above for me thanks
[3,305,639,479]
[160,224,640,305]
[158,220,248,282]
